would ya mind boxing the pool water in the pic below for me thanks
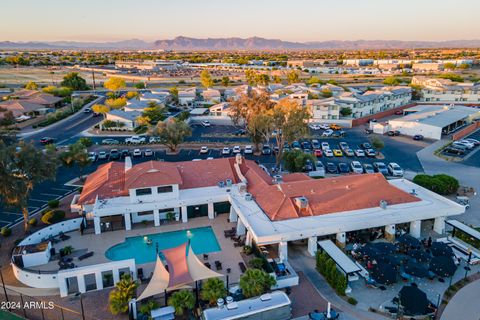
[105,226,221,264]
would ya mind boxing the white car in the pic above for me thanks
[244,145,253,154]
[98,151,108,160]
[320,124,330,130]
[149,136,160,144]
[83,108,92,113]
[324,149,334,157]
[232,146,241,154]
[222,147,231,155]
[200,146,209,154]
[322,129,334,137]
[463,138,480,146]
[354,149,365,157]
[321,142,330,151]
[388,162,404,177]
[144,149,154,157]
[87,152,97,162]
[132,149,142,157]
[309,123,321,130]
[201,120,211,127]
[350,161,363,174]
[457,140,475,149]
[125,136,146,144]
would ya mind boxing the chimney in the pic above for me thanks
[235,153,243,165]
[125,156,132,172]
[295,196,309,211]
[379,200,388,209]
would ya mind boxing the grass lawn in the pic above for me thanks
[0,310,24,320]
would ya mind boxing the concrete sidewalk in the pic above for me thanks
[441,279,480,320]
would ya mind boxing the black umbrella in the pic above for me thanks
[377,254,403,266]
[372,242,398,254]
[430,242,454,257]
[397,234,421,247]
[371,263,397,285]
[408,249,432,263]
[429,256,457,277]
[357,244,381,258]
[404,260,430,278]
[399,285,429,316]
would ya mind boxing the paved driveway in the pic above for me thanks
[441,279,480,320]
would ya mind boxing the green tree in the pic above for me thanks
[370,136,384,155]
[134,82,146,89]
[272,75,282,84]
[169,87,179,104]
[61,72,89,90]
[142,102,166,124]
[283,149,315,172]
[149,119,191,152]
[200,278,227,306]
[92,104,110,117]
[125,91,139,100]
[200,70,214,88]
[0,141,57,232]
[255,73,270,86]
[139,300,159,316]
[25,81,38,90]
[286,70,299,84]
[106,97,127,109]
[168,290,195,316]
[59,141,91,181]
[239,269,276,298]
[321,89,333,98]
[245,69,257,86]
[340,107,352,117]
[307,76,323,85]
[108,275,138,315]
[444,62,456,70]
[438,73,464,83]
[104,77,127,93]
[221,76,230,87]
[383,76,401,86]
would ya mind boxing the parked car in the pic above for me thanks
[87,152,97,162]
[98,151,108,160]
[144,149,154,157]
[354,149,365,157]
[373,162,388,175]
[394,110,403,115]
[309,123,321,130]
[363,163,375,174]
[201,120,211,127]
[244,145,253,154]
[40,137,54,145]
[321,142,330,151]
[232,146,241,154]
[83,108,92,113]
[125,136,146,144]
[319,124,330,130]
[463,138,480,146]
[350,161,363,174]
[103,138,119,145]
[445,146,466,155]
[301,141,312,150]
[339,142,349,151]
[262,145,272,155]
[413,134,424,141]
[338,162,350,173]
[291,141,301,149]
[311,139,320,149]
[344,148,355,157]
[222,147,231,155]
[200,146,209,154]
[387,130,400,136]
[455,140,475,149]
[303,159,314,172]
[149,136,160,143]
[132,149,142,157]
[330,124,342,130]
[361,142,372,149]
[324,149,334,157]
[333,149,343,157]
[326,162,338,174]
[109,149,121,160]
[332,130,346,138]
[314,149,323,157]
[365,149,376,157]
[322,129,334,137]
[304,149,313,155]
[121,149,130,158]
[233,129,246,136]
[388,162,404,177]
[314,161,325,176]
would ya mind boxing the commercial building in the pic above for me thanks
[412,76,480,103]
[115,60,180,72]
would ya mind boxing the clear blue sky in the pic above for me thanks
[2,0,479,42]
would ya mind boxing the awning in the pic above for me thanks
[446,220,480,241]
[163,243,193,288]
[318,240,361,274]
[186,246,222,282]
[137,256,169,301]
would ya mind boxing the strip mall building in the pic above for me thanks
[73,155,464,260]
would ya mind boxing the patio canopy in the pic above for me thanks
[137,256,169,301]
[318,240,361,274]
[446,220,480,241]
[186,246,222,282]
[163,243,194,288]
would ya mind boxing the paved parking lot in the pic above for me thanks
[460,129,480,167]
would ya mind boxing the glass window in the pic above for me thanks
[157,186,173,194]
[136,188,152,196]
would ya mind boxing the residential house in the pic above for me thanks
[105,109,142,129]
[411,76,480,103]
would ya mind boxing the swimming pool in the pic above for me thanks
[105,226,221,264]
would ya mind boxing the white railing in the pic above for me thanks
[19,218,83,246]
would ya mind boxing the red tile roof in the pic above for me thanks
[78,162,127,205]
[124,161,183,189]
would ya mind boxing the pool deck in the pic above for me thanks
[30,214,246,283]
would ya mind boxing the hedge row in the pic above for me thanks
[316,251,347,295]
[413,174,459,195]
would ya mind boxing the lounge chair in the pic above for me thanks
[137,268,144,282]
[204,262,211,269]
[234,240,245,247]
[203,254,209,260]
[78,252,94,261]
[239,262,247,273]
[215,261,222,271]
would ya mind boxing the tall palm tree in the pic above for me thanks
[200,278,226,306]
[0,141,58,233]
[108,275,138,315]
[168,289,195,316]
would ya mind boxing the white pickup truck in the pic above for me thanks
[125,136,146,144]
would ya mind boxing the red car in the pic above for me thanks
[314,149,323,157]
[40,137,54,145]
[394,110,403,115]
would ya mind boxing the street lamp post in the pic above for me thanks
[0,267,8,303]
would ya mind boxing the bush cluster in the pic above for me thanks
[413,174,459,195]
[316,251,347,295]
[1,226,12,237]
[41,210,66,225]
[48,199,60,208]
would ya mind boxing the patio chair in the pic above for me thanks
[78,252,94,261]
[234,240,245,247]
[203,254,208,260]
[137,268,145,282]
[239,262,247,273]
[204,262,211,269]
[215,261,222,270]
[227,268,231,274]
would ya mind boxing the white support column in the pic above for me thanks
[236,218,246,235]
[153,209,160,227]
[78,275,86,294]
[385,224,396,242]
[112,269,120,284]
[181,206,188,223]
[409,220,421,238]
[59,279,68,297]
[208,202,215,220]
[130,266,137,281]
[279,241,288,261]
[124,213,132,231]
[307,236,318,256]
[94,216,101,235]
[245,231,253,246]
[433,217,445,234]
[336,232,346,248]
[95,272,103,291]
[229,206,238,222]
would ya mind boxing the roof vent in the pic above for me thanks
[225,296,234,304]
[379,200,388,209]
[235,153,243,165]
[245,193,253,201]
[273,175,283,184]
[226,179,232,187]
[226,302,238,310]
[260,293,272,301]
[216,298,224,309]
[218,181,225,188]
[295,196,309,209]
[410,188,418,195]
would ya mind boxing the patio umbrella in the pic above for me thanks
[377,254,403,266]
[399,285,429,316]
[404,260,430,278]
[372,242,398,254]
[408,249,432,263]
[429,256,457,278]
[430,242,454,257]
[371,263,397,285]
[397,234,421,248]
[357,244,381,258]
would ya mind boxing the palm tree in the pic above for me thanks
[200,278,226,306]
[108,275,138,315]
[0,141,58,233]
[59,141,91,182]
[168,289,195,316]
[239,268,276,298]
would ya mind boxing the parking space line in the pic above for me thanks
[29,198,49,203]
[51,187,74,192]
[1,211,21,215]
[39,193,63,197]
[0,219,13,224]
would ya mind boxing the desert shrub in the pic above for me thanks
[1,227,12,237]
[41,210,65,224]
[48,199,60,208]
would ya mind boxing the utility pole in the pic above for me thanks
[91,66,96,93]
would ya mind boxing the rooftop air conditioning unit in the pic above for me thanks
[410,189,418,195]
[216,298,224,309]
[245,193,253,201]
[273,175,283,184]
[379,200,388,209]
[226,179,232,187]
[218,181,225,188]
[295,196,309,209]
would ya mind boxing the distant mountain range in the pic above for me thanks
[1,37,480,50]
